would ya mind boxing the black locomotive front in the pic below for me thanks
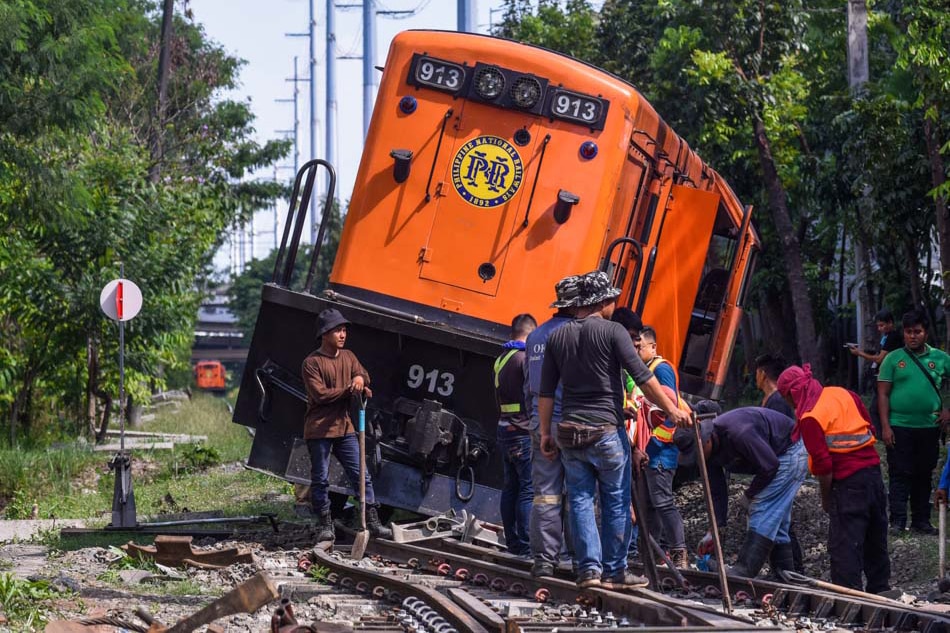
[233,281,507,523]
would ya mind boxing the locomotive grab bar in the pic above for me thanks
[304,161,338,293]
[520,134,552,228]
[424,108,454,203]
[271,159,337,289]
[255,363,307,423]
[600,237,645,310]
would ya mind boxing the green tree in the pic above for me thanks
[494,0,599,60]
[892,0,950,345]
[0,1,289,443]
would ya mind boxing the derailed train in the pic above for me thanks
[233,30,759,524]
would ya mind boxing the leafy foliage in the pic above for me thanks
[499,0,950,377]
[0,0,289,443]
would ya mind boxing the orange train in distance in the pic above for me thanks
[233,30,759,522]
[194,360,226,393]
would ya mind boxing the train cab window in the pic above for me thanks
[679,206,739,381]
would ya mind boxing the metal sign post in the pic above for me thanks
[100,266,143,528]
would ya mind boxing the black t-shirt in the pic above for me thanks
[539,315,654,425]
[874,330,904,374]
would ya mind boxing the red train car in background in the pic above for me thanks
[195,360,227,393]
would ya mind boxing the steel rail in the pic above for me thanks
[309,545,488,633]
[435,538,950,632]
[360,538,765,630]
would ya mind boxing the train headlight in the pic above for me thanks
[474,66,505,100]
[510,76,542,109]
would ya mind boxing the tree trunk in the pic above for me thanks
[753,117,823,378]
[904,235,923,310]
[86,337,99,437]
[94,391,113,444]
[923,112,950,349]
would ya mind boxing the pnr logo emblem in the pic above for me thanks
[451,135,524,207]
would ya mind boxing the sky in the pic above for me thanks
[189,0,512,275]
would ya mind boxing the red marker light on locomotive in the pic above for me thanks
[579,141,598,160]
[398,95,417,114]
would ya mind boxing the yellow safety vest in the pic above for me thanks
[494,349,523,414]
[647,356,683,443]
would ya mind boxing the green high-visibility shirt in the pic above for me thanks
[878,345,950,428]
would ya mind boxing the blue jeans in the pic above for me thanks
[498,427,533,556]
[748,440,808,543]
[530,428,573,564]
[561,427,631,578]
[307,435,376,512]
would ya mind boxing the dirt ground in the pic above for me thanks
[1,527,362,632]
[2,471,948,630]
[675,477,941,596]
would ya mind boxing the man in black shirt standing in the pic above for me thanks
[538,271,689,590]
[849,309,903,435]
[494,313,537,558]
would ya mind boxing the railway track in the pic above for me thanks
[282,532,950,633]
[297,543,766,633]
[54,521,950,632]
[432,539,950,632]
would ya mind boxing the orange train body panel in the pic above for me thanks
[328,30,758,396]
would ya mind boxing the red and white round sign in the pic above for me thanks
[100,279,143,322]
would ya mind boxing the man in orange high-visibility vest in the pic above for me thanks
[777,364,891,594]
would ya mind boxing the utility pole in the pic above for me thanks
[286,1,320,244]
[308,0,318,244]
[457,0,475,33]
[150,0,175,182]
[277,56,301,176]
[848,0,873,382]
[326,0,337,198]
[273,166,280,250]
[360,3,413,139]
[363,0,376,139]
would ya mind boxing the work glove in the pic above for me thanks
[697,531,715,556]
[936,488,948,507]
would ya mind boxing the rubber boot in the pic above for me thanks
[726,531,772,579]
[366,505,393,539]
[670,547,689,570]
[767,542,795,581]
[315,509,335,543]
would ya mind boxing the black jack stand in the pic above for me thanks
[109,450,137,528]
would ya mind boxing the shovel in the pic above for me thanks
[351,392,370,559]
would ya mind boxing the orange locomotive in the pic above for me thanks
[233,31,759,522]
[195,360,226,393]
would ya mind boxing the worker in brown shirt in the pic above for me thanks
[302,308,392,542]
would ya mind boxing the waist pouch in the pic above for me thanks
[556,420,612,449]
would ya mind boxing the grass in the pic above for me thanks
[0,573,65,630]
[0,394,292,529]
